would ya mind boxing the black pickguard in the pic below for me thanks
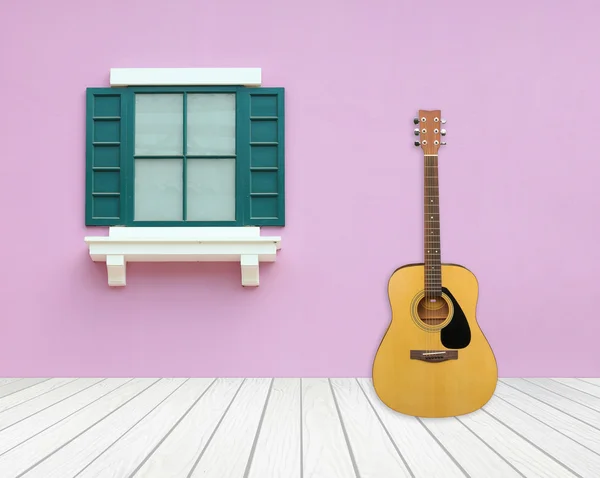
[441,286,471,349]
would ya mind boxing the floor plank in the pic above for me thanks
[0,378,155,477]
[21,378,186,478]
[0,379,23,388]
[189,378,272,478]
[0,379,49,400]
[553,378,600,398]
[330,378,411,478]
[526,378,600,412]
[0,378,104,432]
[357,378,466,478]
[0,379,121,455]
[579,378,600,386]
[457,408,577,477]
[420,413,521,477]
[246,378,301,478]
[134,378,243,478]
[484,394,600,477]
[76,378,214,478]
[0,379,76,414]
[501,379,600,430]
[495,381,600,454]
[302,378,356,478]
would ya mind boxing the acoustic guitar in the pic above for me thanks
[371,110,498,418]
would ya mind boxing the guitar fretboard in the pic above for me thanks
[424,154,441,296]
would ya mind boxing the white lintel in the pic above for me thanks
[84,227,281,287]
[109,68,262,87]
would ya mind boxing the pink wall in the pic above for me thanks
[1,0,599,378]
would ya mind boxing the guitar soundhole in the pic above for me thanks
[416,296,450,326]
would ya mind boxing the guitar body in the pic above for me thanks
[372,262,498,418]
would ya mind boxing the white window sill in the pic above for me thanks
[84,227,281,287]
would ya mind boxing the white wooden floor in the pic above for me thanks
[0,378,599,477]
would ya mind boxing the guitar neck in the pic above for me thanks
[424,153,442,296]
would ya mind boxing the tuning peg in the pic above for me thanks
[440,141,447,145]
[414,141,421,146]
[440,129,447,136]
[414,128,420,136]
[413,117,420,124]
[441,118,447,124]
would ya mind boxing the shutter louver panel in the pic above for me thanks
[85,88,127,226]
[239,88,285,226]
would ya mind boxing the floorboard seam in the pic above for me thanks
[550,379,600,399]
[0,378,108,433]
[491,394,600,458]
[71,378,190,478]
[355,379,417,478]
[452,415,526,478]
[0,379,23,389]
[299,378,304,478]
[328,378,361,478]
[413,417,471,478]
[499,380,600,432]
[0,379,51,400]
[0,379,128,459]
[186,378,247,478]
[13,378,156,478]
[576,379,600,388]
[520,379,600,413]
[0,379,79,414]
[127,378,218,478]
[243,378,275,478]
[480,408,583,478]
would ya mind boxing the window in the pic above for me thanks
[85,86,285,227]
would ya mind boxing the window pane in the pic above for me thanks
[134,159,183,221]
[187,94,236,155]
[135,94,183,155]
[187,158,235,221]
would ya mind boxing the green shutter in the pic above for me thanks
[238,88,285,226]
[85,88,127,226]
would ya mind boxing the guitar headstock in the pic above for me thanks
[413,110,446,155]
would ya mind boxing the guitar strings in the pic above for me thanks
[426,143,431,356]
[427,149,433,352]
[436,148,442,352]
[424,142,428,356]
[426,144,430,356]
[435,152,441,352]
[425,136,442,356]
[424,122,444,358]
[434,153,438,351]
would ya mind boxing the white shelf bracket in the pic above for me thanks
[241,255,260,287]
[106,255,126,286]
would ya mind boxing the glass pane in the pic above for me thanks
[187,158,235,221]
[135,94,183,155]
[187,94,236,155]
[134,159,183,221]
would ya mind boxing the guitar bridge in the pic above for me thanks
[410,350,458,362]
